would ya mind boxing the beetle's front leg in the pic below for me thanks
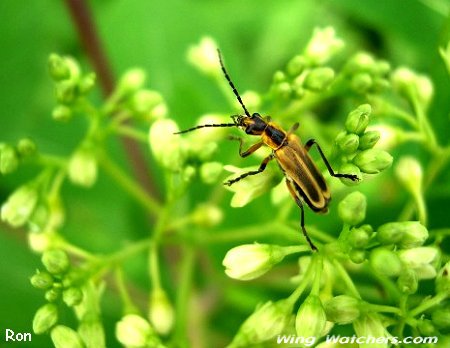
[224,153,274,186]
[228,135,263,158]
[305,139,359,182]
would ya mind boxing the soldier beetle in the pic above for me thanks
[176,50,358,250]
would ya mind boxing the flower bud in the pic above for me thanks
[431,306,450,329]
[349,249,367,264]
[353,149,393,174]
[42,249,70,275]
[223,164,279,207]
[240,90,262,111]
[55,80,77,104]
[200,162,223,184]
[369,248,402,277]
[436,261,450,294]
[348,226,371,248]
[79,72,96,94]
[336,133,359,154]
[68,146,98,187]
[287,55,305,76]
[63,287,83,307]
[30,271,54,290]
[78,319,106,348]
[17,138,37,157]
[229,299,292,347]
[325,295,361,324]
[304,27,344,65]
[33,303,58,334]
[131,90,166,121]
[117,68,146,96]
[192,204,223,227]
[296,295,327,339]
[50,325,84,348]
[358,131,380,150]
[52,104,72,122]
[0,143,19,174]
[48,54,71,81]
[395,157,423,198]
[353,312,390,348]
[392,67,433,109]
[223,244,286,281]
[377,221,428,248]
[398,247,438,279]
[28,231,54,253]
[274,82,292,99]
[304,67,335,91]
[350,73,373,93]
[338,191,366,226]
[345,104,371,135]
[338,163,361,186]
[45,288,61,302]
[345,52,376,73]
[115,314,157,347]
[149,288,175,335]
[1,183,38,227]
[149,119,185,171]
[397,268,418,294]
[187,37,219,77]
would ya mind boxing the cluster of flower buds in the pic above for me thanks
[335,103,393,184]
[0,138,36,175]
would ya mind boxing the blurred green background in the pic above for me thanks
[1,0,450,347]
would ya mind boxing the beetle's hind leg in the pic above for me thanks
[224,153,274,186]
[305,139,359,182]
[228,135,264,157]
[285,179,318,251]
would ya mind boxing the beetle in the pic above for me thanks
[176,49,358,250]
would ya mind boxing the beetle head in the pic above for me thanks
[232,113,267,135]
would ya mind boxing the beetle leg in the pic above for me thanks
[305,139,359,182]
[224,153,274,186]
[285,179,318,251]
[228,135,264,157]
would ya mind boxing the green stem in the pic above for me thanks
[409,292,448,317]
[332,259,361,299]
[114,267,138,314]
[99,152,162,217]
[287,255,317,305]
[112,125,148,143]
[368,303,402,315]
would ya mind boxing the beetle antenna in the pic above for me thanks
[217,49,251,118]
[174,123,236,134]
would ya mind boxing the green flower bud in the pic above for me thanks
[353,149,393,174]
[117,68,146,96]
[28,231,54,253]
[200,162,223,184]
[392,67,433,109]
[79,72,96,94]
[229,299,293,347]
[275,82,292,99]
[131,90,166,121]
[287,55,305,76]
[432,306,450,329]
[45,288,61,302]
[42,249,70,275]
[338,191,366,226]
[223,244,286,281]
[63,287,83,307]
[182,165,196,182]
[398,247,438,280]
[353,312,390,348]
[273,70,286,83]
[115,314,158,348]
[191,204,223,227]
[149,288,175,335]
[345,52,376,73]
[187,37,220,78]
[377,221,428,248]
[55,80,77,104]
[336,133,359,154]
[1,183,39,227]
[52,104,72,122]
[296,295,327,339]
[338,163,362,186]
[304,26,344,65]
[149,119,184,171]
[358,131,380,150]
[30,271,54,290]
[50,325,84,348]
[240,90,262,112]
[372,77,390,92]
[350,72,373,93]
[33,303,58,334]
[303,67,335,91]
[374,60,391,76]
[325,295,361,324]
[436,261,450,294]
[68,146,98,187]
[48,54,71,81]
[345,104,371,135]
[397,268,418,294]
[224,164,279,207]
[395,157,423,200]
[349,249,367,264]
[370,248,402,277]
[0,143,19,174]
[17,138,37,157]
[78,319,106,348]
[348,226,371,248]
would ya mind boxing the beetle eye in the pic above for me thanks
[252,112,260,118]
